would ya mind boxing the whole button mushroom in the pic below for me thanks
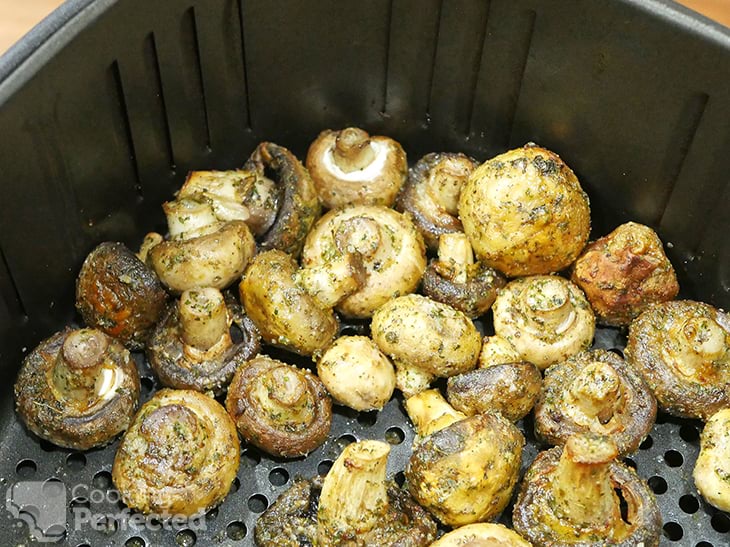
[430,524,531,547]
[626,300,730,420]
[397,152,478,250]
[146,288,260,395]
[459,143,591,276]
[571,222,679,326]
[694,408,730,511]
[302,205,426,319]
[306,127,407,209]
[492,275,596,370]
[15,328,140,450]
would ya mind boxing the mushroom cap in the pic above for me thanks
[694,408,730,511]
[429,523,531,547]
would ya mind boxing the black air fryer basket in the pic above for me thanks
[1,0,730,545]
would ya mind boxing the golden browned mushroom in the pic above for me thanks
[694,408,730,511]
[371,294,482,397]
[112,389,239,516]
[478,334,522,368]
[405,389,467,439]
[625,300,730,420]
[76,242,168,350]
[146,288,260,395]
[396,152,478,250]
[571,222,679,326]
[512,433,662,546]
[14,328,140,450]
[430,523,532,547]
[492,275,595,370]
[534,350,656,456]
[422,233,506,318]
[225,355,332,458]
[458,143,590,276]
[306,127,407,209]
[301,205,426,318]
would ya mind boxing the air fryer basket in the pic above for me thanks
[1,0,730,545]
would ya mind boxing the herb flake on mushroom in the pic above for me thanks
[694,408,730,512]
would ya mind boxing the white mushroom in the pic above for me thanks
[694,408,730,511]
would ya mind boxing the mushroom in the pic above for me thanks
[421,232,506,318]
[447,362,542,422]
[306,127,407,209]
[75,242,168,350]
[254,440,437,546]
[14,328,139,450]
[371,294,482,397]
[225,355,332,458]
[405,400,524,526]
[405,389,467,439]
[112,389,239,516]
[458,143,591,276]
[534,349,656,456]
[146,288,260,395]
[430,523,532,547]
[571,221,679,326]
[492,275,596,370]
[478,334,522,368]
[301,205,426,318]
[317,335,396,411]
[625,300,730,420]
[239,249,340,356]
[512,433,662,546]
[694,408,730,511]
[396,151,478,250]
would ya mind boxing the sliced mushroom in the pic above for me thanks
[513,434,662,547]
[430,523,532,547]
[625,300,730,419]
[306,127,407,209]
[301,205,426,318]
[146,289,260,395]
[15,328,140,450]
[459,143,591,276]
[694,408,730,511]
[397,152,478,250]
[112,389,239,516]
[492,275,595,370]
[225,355,332,458]
[534,349,656,456]
[76,242,168,350]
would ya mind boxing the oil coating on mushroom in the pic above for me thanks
[492,275,595,370]
[225,355,332,458]
[422,232,506,318]
[405,389,467,439]
[76,242,168,350]
[306,127,407,209]
[396,151,478,250]
[371,294,482,397]
[254,440,436,546]
[478,334,522,368]
[301,205,426,319]
[694,408,730,511]
[625,300,730,420]
[112,389,239,517]
[15,328,140,450]
[571,221,679,326]
[512,434,662,546]
[459,143,591,276]
[430,523,532,547]
[146,288,260,395]
[534,349,656,456]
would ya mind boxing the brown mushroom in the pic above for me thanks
[15,328,140,450]
[76,242,168,350]
[306,127,407,209]
[225,355,332,458]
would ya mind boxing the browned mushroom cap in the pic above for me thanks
[306,127,408,209]
[147,291,260,395]
[244,142,321,258]
[513,434,662,547]
[76,242,168,350]
[397,152,478,250]
[225,355,332,458]
[625,300,730,420]
[447,362,542,422]
[571,222,679,326]
[15,328,140,450]
[534,350,656,456]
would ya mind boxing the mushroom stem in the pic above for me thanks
[520,277,576,334]
[163,199,221,240]
[394,360,435,399]
[295,253,366,309]
[478,335,520,368]
[405,389,467,438]
[435,233,475,285]
[672,316,728,377]
[566,362,622,424]
[426,156,473,216]
[334,215,384,259]
[317,440,390,542]
[137,232,164,263]
[333,128,377,173]
[252,366,315,428]
[179,288,232,354]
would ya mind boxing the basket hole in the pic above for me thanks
[93,470,113,490]
[318,460,333,475]
[679,424,700,444]
[648,476,668,494]
[95,515,118,535]
[608,348,624,358]
[394,471,406,487]
[66,452,86,471]
[639,435,653,450]
[679,494,699,514]
[226,521,248,541]
[77,544,92,547]
[16,459,37,477]
[175,529,196,546]
[230,477,240,493]
[623,457,637,470]
[206,507,218,521]
[248,494,268,513]
[711,512,730,533]
[385,427,405,445]
[70,496,90,510]
[269,467,289,487]
[42,478,64,498]
[695,542,713,547]
[664,449,684,467]
[337,434,357,449]
[663,522,683,541]
[357,411,378,427]
[125,537,146,547]
[140,376,155,395]
[242,448,261,467]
